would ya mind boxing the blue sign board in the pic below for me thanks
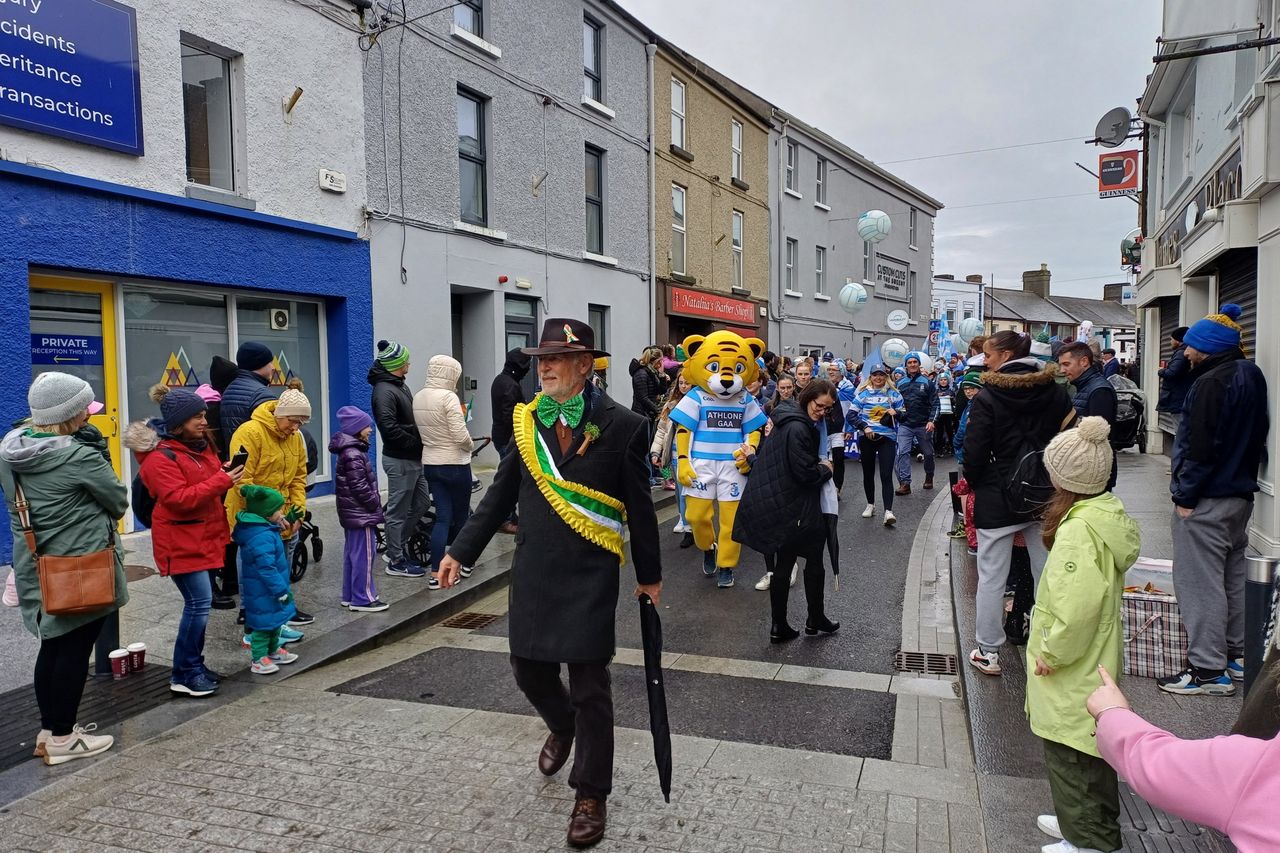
[31,334,104,365]
[0,0,144,155]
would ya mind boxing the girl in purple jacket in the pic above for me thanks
[330,406,387,612]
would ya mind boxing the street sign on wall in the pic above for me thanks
[0,0,144,155]
[31,333,104,365]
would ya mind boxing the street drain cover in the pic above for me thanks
[439,611,501,630]
[123,564,156,583]
[894,650,958,675]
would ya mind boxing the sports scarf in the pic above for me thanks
[513,393,628,565]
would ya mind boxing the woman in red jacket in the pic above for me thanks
[125,385,242,698]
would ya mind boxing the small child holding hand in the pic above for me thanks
[233,485,300,674]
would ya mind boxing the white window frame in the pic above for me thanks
[583,15,603,104]
[731,119,743,181]
[785,238,799,294]
[180,35,244,194]
[862,240,872,281]
[815,156,827,205]
[815,245,826,296]
[909,208,918,248]
[785,140,798,194]
[908,270,918,315]
[671,184,687,275]
[731,210,744,290]
[670,78,686,149]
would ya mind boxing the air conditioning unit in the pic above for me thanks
[269,308,290,331]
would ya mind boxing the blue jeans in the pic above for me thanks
[424,464,473,570]
[894,424,935,485]
[170,570,213,682]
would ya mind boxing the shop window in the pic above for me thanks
[181,40,237,192]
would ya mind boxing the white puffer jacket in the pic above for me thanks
[413,356,473,466]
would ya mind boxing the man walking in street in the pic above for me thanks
[1159,305,1269,697]
[1101,347,1120,378]
[438,318,662,849]
[1058,341,1118,489]
[490,347,531,535]
[894,355,939,495]
[368,340,429,578]
[1157,326,1192,433]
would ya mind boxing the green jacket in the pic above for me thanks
[0,428,129,640]
[1025,492,1140,756]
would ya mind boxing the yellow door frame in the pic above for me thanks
[28,274,123,482]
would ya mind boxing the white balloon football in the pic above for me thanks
[881,338,909,368]
[956,316,983,342]
[838,281,868,314]
[857,210,892,244]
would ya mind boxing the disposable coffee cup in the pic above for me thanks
[108,648,130,680]
[127,642,146,672]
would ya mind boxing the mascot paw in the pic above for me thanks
[677,460,697,488]
[734,456,752,474]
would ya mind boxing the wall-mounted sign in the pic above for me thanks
[873,254,909,301]
[0,0,144,155]
[1154,148,1242,267]
[31,333,103,365]
[1098,150,1140,198]
[669,286,756,326]
[886,309,910,331]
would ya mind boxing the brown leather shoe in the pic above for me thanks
[498,522,519,535]
[567,797,607,848]
[895,484,911,496]
[923,477,934,490]
[538,733,572,776]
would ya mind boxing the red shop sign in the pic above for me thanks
[670,286,756,325]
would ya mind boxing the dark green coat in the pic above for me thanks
[0,428,129,640]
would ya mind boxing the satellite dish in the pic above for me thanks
[1094,107,1132,148]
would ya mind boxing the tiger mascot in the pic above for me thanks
[668,331,767,587]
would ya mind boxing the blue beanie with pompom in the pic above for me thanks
[1183,304,1244,355]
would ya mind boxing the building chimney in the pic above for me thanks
[1022,263,1051,298]
[965,274,984,284]
[937,274,955,280]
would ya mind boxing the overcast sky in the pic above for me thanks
[620,0,1162,299]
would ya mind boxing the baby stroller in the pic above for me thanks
[1108,375,1147,454]
[290,428,325,581]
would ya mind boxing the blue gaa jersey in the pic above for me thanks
[670,387,766,461]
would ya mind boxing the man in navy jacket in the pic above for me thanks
[1160,305,1269,698]
[894,355,940,494]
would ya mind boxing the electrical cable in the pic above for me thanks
[944,192,1097,211]
[358,0,467,50]
[879,136,1086,165]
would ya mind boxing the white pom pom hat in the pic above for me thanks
[1043,416,1113,495]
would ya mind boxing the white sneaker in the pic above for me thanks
[883,510,897,527]
[268,648,299,665]
[861,504,875,518]
[754,572,772,591]
[789,565,798,587]
[968,649,1001,675]
[1040,840,1107,853]
[251,657,280,675]
[1037,814,1063,839]
[42,723,113,766]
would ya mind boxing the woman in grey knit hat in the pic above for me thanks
[0,372,128,766]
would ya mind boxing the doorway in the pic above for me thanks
[28,274,122,478]
[504,296,538,400]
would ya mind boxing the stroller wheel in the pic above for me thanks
[312,537,323,562]
[290,543,308,583]
[374,526,387,554]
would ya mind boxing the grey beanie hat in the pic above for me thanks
[29,372,95,425]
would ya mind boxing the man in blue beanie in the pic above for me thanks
[1159,305,1270,697]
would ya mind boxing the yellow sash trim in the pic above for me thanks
[514,397,628,565]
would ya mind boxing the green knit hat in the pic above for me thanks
[376,339,410,371]
[959,369,984,391]
[240,484,285,518]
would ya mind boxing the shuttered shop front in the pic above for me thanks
[1215,248,1257,357]
[1157,296,1181,436]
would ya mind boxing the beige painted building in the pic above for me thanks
[654,41,772,346]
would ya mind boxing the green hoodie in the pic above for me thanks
[0,427,129,640]
[1025,491,1141,757]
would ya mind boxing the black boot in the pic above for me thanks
[802,559,839,635]
[770,622,800,643]
[769,553,796,641]
[679,532,694,549]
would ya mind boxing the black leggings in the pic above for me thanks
[34,614,108,736]
[766,547,827,627]
[859,435,896,509]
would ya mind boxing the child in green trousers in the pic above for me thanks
[232,485,300,674]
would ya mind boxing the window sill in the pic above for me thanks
[454,220,507,241]
[671,272,697,285]
[784,188,803,200]
[581,97,615,120]
[731,177,750,191]
[814,201,830,212]
[581,250,618,266]
[185,184,257,211]
[669,144,694,162]
[450,24,502,59]
[814,293,830,301]
[784,289,803,298]
[909,244,918,252]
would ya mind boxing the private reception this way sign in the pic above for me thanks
[0,0,144,155]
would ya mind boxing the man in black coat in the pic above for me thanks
[1156,326,1192,431]
[368,340,429,577]
[439,318,662,849]
[490,348,531,534]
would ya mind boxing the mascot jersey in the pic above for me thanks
[670,388,766,462]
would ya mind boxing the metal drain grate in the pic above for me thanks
[439,611,502,630]
[894,650,958,675]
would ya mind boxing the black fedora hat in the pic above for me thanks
[521,317,610,357]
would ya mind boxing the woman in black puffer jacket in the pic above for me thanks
[629,347,665,420]
[734,379,840,643]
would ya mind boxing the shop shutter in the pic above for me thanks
[1157,296,1180,436]
[1216,248,1257,358]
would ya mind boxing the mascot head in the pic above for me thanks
[680,331,765,400]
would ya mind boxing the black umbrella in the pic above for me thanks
[825,514,841,592]
[638,593,672,803]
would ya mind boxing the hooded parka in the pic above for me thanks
[414,356,473,466]
[1026,492,1140,756]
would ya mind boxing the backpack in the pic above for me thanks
[1003,409,1077,521]
[131,447,176,528]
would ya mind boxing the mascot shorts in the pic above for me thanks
[685,458,746,502]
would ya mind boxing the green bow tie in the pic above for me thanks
[536,393,585,429]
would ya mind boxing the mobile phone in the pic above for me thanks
[227,449,249,470]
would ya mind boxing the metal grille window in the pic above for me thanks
[731,120,743,180]
[454,0,482,37]
[670,78,686,149]
[731,210,744,290]
[585,146,604,254]
[785,141,797,191]
[815,157,827,205]
[671,185,686,275]
[181,42,235,191]
[785,238,797,291]
[457,89,487,226]
[815,246,826,295]
[583,16,602,102]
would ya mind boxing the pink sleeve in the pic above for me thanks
[1096,709,1255,832]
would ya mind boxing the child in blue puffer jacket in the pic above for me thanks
[233,485,299,675]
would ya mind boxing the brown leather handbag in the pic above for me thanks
[13,479,117,616]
